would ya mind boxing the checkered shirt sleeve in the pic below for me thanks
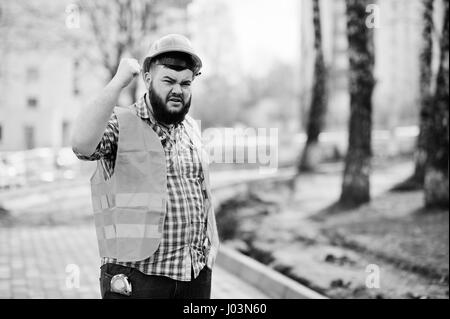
[72,112,118,178]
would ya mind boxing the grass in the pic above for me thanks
[320,191,449,282]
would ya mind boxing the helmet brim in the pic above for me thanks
[143,47,202,75]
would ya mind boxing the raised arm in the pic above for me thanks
[71,58,141,157]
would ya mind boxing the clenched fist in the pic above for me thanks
[112,58,141,89]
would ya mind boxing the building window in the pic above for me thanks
[24,125,35,150]
[27,97,38,108]
[73,85,80,96]
[73,59,80,96]
[62,121,70,147]
[26,66,40,82]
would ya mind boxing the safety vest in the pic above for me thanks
[90,106,220,267]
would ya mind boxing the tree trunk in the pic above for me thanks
[395,0,434,191]
[424,0,449,208]
[339,0,375,207]
[298,0,328,172]
[415,0,435,185]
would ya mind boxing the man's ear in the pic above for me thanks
[143,71,152,89]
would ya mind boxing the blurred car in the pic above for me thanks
[56,147,80,179]
[0,154,26,189]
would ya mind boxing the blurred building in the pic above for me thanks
[0,50,79,151]
[300,0,423,131]
[374,0,422,128]
[0,0,77,151]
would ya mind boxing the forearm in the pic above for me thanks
[72,58,141,156]
[71,79,123,156]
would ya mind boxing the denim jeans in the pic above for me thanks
[99,263,212,299]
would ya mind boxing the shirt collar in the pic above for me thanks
[134,93,153,121]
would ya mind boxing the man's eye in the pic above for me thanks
[181,82,191,87]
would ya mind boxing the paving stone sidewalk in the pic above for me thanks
[0,225,269,299]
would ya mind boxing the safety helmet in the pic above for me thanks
[143,34,202,76]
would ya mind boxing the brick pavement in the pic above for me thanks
[0,225,269,299]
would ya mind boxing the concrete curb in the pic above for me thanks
[216,245,328,299]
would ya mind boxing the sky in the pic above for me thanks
[222,0,301,73]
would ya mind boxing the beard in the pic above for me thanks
[148,82,191,125]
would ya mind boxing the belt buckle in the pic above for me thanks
[110,274,132,296]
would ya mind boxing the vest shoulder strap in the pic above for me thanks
[114,106,161,153]
[184,115,202,141]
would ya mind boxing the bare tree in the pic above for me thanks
[339,0,376,207]
[80,0,191,103]
[0,0,77,52]
[297,0,328,172]
[80,0,156,103]
[424,0,449,208]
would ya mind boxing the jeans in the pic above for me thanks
[99,263,212,299]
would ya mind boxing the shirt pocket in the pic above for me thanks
[178,140,203,179]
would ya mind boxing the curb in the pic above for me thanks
[216,245,328,299]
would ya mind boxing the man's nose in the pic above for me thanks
[171,83,182,94]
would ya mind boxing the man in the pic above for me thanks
[72,34,219,299]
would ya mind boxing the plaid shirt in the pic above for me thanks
[75,94,208,281]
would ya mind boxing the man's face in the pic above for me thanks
[148,65,193,125]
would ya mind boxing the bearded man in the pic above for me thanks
[72,34,219,299]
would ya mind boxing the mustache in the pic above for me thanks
[166,93,184,104]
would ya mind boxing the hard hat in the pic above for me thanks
[143,34,202,76]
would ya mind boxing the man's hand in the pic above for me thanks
[111,58,141,89]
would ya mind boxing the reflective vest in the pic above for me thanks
[90,106,220,267]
